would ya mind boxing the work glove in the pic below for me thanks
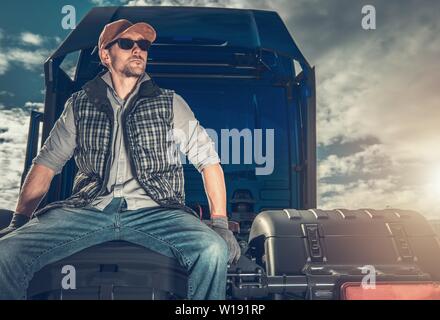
[0,213,30,239]
[211,215,241,265]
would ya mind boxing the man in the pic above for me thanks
[0,19,240,300]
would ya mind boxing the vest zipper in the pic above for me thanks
[121,97,199,218]
[92,102,115,202]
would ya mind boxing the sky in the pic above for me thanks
[0,0,439,218]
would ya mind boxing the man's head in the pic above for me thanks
[98,19,157,78]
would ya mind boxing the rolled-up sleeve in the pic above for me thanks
[172,93,220,173]
[32,97,77,175]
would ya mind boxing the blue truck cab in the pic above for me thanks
[34,6,316,219]
[12,6,316,299]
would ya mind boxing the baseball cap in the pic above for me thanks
[98,19,157,51]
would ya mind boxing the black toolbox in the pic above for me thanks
[247,208,440,299]
[27,241,189,300]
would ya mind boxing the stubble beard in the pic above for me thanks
[110,52,145,78]
[121,62,145,78]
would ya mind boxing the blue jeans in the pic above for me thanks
[0,197,228,300]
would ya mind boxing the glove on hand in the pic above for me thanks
[211,215,241,265]
[0,213,30,239]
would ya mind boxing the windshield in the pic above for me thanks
[162,79,293,209]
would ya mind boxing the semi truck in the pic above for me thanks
[1,6,439,300]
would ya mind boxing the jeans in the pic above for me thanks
[0,197,228,300]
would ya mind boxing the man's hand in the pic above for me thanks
[1,162,55,240]
[200,164,239,263]
[211,215,241,265]
[0,213,30,239]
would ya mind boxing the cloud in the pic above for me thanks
[0,53,9,75]
[24,101,45,112]
[300,2,440,218]
[0,48,49,74]
[0,30,51,74]
[0,99,46,210]
[0,105,31,211]
[316,27,440,154]
[318,144,396,180]
[319,176,440,220]
[20,32,44,46]
[317,141,440,216]
[0,91,15,97]
[0,28,56,75]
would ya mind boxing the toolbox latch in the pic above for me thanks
[305,224,323,260]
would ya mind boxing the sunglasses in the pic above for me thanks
[106,38,152,51]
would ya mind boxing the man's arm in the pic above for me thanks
[20,97,77,216]
[202,163,241,265]
[201,163,227,218]
[31,96,77,175]
[0,163,55,238]
[0,98,76,237]
[14,163,56,217]
[172,93,240,264]
[173,93,223,216]
[172,93,220,175]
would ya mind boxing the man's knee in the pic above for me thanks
[0,235,21,269]
[202,231,229,263]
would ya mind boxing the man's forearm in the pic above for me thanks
[15,163,55,217]
[201,163,227,218]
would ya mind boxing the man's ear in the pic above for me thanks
[99,48,111,68]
